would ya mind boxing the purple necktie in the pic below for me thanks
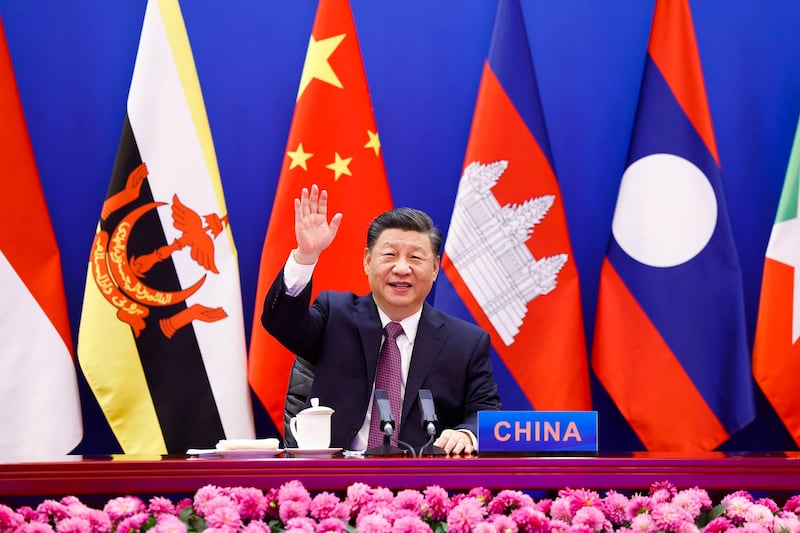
[368,322,404,448]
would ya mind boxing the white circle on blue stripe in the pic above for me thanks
[612,153,717,267]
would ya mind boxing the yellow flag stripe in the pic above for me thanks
[156,0,237,253]
[77,233,167,454]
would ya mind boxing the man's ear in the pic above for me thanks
[363,247,371,274]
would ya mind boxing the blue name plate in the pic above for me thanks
[478,411,598,454]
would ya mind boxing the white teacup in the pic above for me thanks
[290,397,334,449]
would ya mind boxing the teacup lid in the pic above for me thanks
[298,397,334,416]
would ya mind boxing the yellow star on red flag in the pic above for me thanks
[326,152,353,180]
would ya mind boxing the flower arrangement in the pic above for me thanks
[2,480,800,533]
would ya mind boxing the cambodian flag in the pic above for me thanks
[435,0,591,412]
[591,0,755,451]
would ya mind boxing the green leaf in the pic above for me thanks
[695,503,727,528]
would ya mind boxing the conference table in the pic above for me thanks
[2,452,800,500]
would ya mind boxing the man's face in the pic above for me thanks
[363,228,440,321]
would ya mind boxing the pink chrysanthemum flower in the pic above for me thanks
[345,482,373,514]
[564,524,593,533]
[626,494,653,521]
[487,490,534,515]
[550,497,574,522]
[671,488,709,518]
[230,486,268,521]
[754,497,779,513]
[241,521,272,533]
[310,491,343,521]
[114,512,150,533]
[651,501,694,532]
[649,481,677,498]
[283,516,316,533]
[148,496,176,516]
[53,516,91,533]
[395,489,425,515]
[510,505,551,533]
[534,498,553,515]
[0,503,25,530]
[175,498,192,512]
[150,513,187,533]
[316,517,349,533]
[549,518,571,533]
[774,512,800,533]
[738,523,771,533]
[573,505,612,532]
[488,513,519,533]
[423,485,452,521]
[469,487,494,505]
[600,490,630,526]
[279,499,310,523]
[193,485,224,512]
[447,497,486,533]
[703,516,734,533]
[279,480,313,508]
[674,521,700,533]
[205,502,243,531]
[722,491,755,505]
[724,495,754,525]
[393,514,434,533]
[36,500,70,522]
[474,522,499,533]
[629,512,656,533]
[102,496,146,523]
[69,508,110,533]
[785,495,800,514]
[16,505,40,523]
[18,523,56,533]
[561,488,602,510]
[264,487,280,519]
[743,503,775,529]
[355,512,392,533]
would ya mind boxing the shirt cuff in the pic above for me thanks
[283,250,316,296]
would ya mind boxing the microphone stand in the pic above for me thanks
[365,421,406,457]
[418,421,447,457]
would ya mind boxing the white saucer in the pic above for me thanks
[187,448,283,458]
[285,447,343,457]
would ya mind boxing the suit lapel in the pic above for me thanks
[402,303,445,424]
[355,295,383,386]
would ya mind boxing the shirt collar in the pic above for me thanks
[375,304,422,343]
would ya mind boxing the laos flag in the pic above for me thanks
[434,0,591,412]
[591,0,755,451]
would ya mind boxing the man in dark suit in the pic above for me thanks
[262,184,501,454]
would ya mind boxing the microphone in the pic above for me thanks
[365,389,407,457]
[418,389,438,437]
[374,389,395,438]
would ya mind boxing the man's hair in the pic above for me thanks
[367,207,443,255]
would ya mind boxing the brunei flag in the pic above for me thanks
[434,0,591,412]
[248,0,393,435]
[0,16,82,457]
[591,0,754,451]
[77,0,254,454]
[753,117,800,447]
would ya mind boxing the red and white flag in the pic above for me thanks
[248,0,393,434]
[753,116,800,446]
[0,16,82,457]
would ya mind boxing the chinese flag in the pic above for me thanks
[248,0,393,434]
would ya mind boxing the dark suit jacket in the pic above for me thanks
[262,273,502,450]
